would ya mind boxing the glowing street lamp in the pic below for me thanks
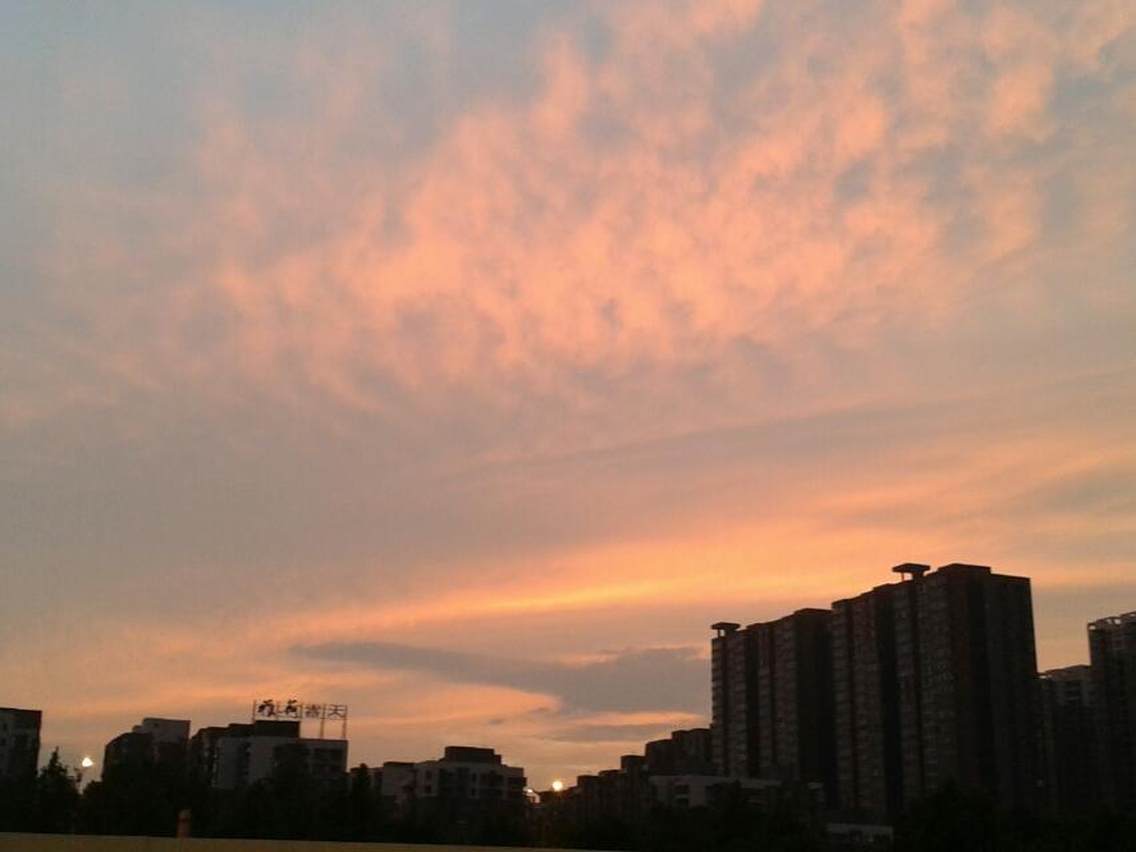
[80,756,95,770]
[551,779,565,793]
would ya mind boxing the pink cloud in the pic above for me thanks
[3,0,1133,779]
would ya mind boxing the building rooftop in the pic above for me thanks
[1040,665,1092,680]
[891,562,930,579]
[935,562,992,574]
[1089,611,1136,630]
[441,746,503,764]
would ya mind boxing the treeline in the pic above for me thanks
[551,790,1136,852]
[892,785,1136,852]
[0,755,524,845]
[540,785,825,851]
[3,755,1135,850]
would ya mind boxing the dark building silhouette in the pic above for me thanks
[894,563,1039,810]
[103,717,189,779]
[1089,610,1136,810]
[0,707,41,782]
[719,562,1040,819]
[541,726,821,845]
[710,621,747,776]
[103,731,153,773]
[1039,665,1100,814]
[710,610,835,797]
[187,724,231,787]
[644,728,713,776]
[831,572,915,820]
[368,760,416,819]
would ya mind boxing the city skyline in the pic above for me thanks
[3,0,1135,791]
[8,563,1129,790]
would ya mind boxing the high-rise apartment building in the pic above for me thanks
[1088,610,1136,810]
[893,563,1039,810]
[710,610,835,796]
[1038,665,1099,814]
[0,707,41,782]
[831,573,914,819]
[710,621,746,777]
[829,563,1042,818]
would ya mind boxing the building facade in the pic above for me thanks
[710,621,747,777]
[894,563,1039,810]
[710,610,835,797]
[408,746,527,840]
[189,719,347,790]
[1039,665,1099,814]
[721,562,1041,818]
[374,760,417,816]
[413,746,526,807]
[644,728,714,776]
[0,707,41,782]
[648,774,797,810]
[831,578,908,820]
[1089,610,1136,810]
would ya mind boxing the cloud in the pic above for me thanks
[545,721,700,745]
[6,0,1130,431]
[294,642,708,715]
[1,0,1134,781]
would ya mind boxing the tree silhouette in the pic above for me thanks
[29,749,80,833]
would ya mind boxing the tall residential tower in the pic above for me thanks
[1089,611,1136,810]
[710,610,835,797]
[1038,665,1099,814]
[893,563,1039,810]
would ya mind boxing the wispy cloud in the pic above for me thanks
[294,642,708,715]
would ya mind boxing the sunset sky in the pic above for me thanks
[2,0,1134,787]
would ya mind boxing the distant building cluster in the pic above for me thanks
[708,563,1039,822]
[1027,612,1136,818]
[92,714,353,797]
[708,563,1136,823]
[106,716,526,832]
[536,726,821,844]
[535,563,1136,836]
[3,562,1135,839]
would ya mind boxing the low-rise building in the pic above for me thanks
[189,719,347,790]
[413,745,526,807]
[645,728,714,776]
[103,717,190,778]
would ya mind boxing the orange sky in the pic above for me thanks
[2,0,1134,786]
